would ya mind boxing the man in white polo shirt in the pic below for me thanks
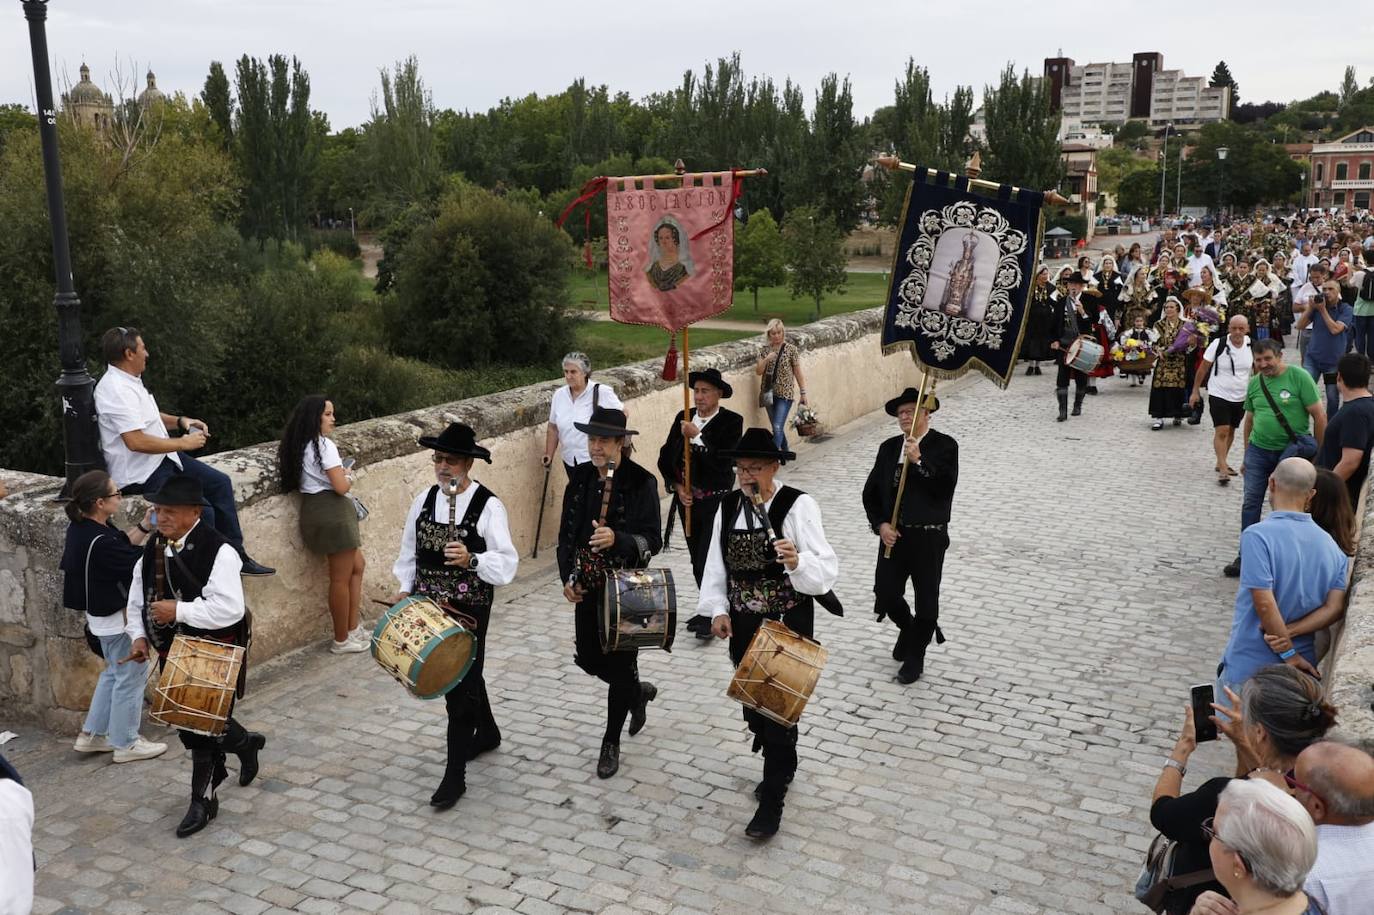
[1191,314,1254,486]
[93,326,274,576]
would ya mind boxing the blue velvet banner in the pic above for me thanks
[881,168,1045,389]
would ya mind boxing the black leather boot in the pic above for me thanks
[597,742,620,779]
[176,752,218,838]
[430,765,466,810]
[1071,390,1085,416]
[1055,388,1069,422]
[235,732,266,787]
[628,682,657,737]
[466,684,502,761]
[897,619,939,684]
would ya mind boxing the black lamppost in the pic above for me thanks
[22,0,103,492]
[1216,147,1229,221]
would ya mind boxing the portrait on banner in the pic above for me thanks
[920,228,998,323]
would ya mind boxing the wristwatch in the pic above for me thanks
[1163,758,1187,777]
[468,555,480,571]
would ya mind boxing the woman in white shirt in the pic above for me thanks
[543,352,625,477]
[277,396,365,654]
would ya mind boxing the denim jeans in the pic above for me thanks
[81,631,146,749]
[1241,442,1285,532]
[1355,314,1374,358]
[142,453,244,549]
[1301,352,1340,421]
[768,397,794,451]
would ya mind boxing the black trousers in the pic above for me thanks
[442,602,495,778]
[676,495,724,587]
[728,604,813,804]
[574,594,640,743]
[1055,353,1088,391]
[873,527,948,660]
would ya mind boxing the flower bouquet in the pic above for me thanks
[791,405,822,437]
[1170,306,1220,354]
[1115,337,1156,375]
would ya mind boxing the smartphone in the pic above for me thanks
[1191,683,1218,743]
[342,457,357,471]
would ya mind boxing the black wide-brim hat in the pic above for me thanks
[687,367,733,398]
[720,427,795,462]
[146,474,209,507]
[884,387,940,416]
[1065,273,1088,285]
[418,422,492,462]
[574,406,638,438]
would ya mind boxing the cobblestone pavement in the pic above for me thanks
[11,361,1247,914]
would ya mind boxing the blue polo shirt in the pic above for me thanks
[1306,301,1355,370]
[1221,511,1348,687]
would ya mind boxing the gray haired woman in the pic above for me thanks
[1189,779,1322,914]
[543,351,625,478]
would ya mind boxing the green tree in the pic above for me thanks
[1210,61,1240,109]
[387,180,575,368]
[733,209,786,311]
[0,103,36,155]
[1095,146,1155,200]
[781,205,846,321]
[800,74,865,232]
[363,56,440,221]
[979,64,1062,190]
[1339,66,1360,111]
[1116,167,1160,216]
[201,61,233,149]
[232,53,319,243]
[1113,120,1150,150]
[1180,121,1301,211]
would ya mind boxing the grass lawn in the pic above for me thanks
[573,321,755,369]
[569,267,890,326]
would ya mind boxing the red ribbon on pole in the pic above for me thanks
[555,176,609,268]
[690,171,744,240]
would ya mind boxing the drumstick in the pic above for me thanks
[370,597,394,608]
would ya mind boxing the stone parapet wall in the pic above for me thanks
[1327,486,1374,752]
[0,309,923,729]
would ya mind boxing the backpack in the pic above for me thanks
[1133,833,1215,913]
[1360,269,1374,303]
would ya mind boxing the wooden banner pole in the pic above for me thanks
[681,327,692,537]
[875,155,1069,207]
[883,372,934,560]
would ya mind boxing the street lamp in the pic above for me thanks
[1159,122,1173,222]
[1216,147,1229,221]
[348,206,355,239]
[1176,138,1184,215]
[21,0,103,493]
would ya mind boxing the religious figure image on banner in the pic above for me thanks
[646,217,694,292]
[881,168,1045,390]
[922,229,997,322]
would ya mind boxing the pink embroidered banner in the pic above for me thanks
[604,171,738,332]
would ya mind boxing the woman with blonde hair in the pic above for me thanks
[756,319,808,451]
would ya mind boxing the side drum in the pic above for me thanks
[726,619,828,727]
[371,595,475,700]
[1064,335,1104,374]
[150,635,244,736]
[600,569,676,653]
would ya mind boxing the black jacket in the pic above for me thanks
[60,519,142,616]
[656,406,743,497]
[556,457,662,582]
[862,428,959,531]
[1049,292,1098,347]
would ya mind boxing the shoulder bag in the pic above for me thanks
[1257,374,1318,461]
[759,345,782,409]
[1133,832,1215,913]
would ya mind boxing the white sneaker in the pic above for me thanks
[350,623,370,644]
[330,637,367,654]
[112,737,168,763]
[73,732,113,753]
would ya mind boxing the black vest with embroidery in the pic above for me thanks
[720,487,805,617]
[414,484,494,612]
[141,521,245,650]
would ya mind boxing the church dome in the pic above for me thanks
[137,70,166,109]
[68,63,107,104]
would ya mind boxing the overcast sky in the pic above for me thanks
[4,0,1372,131]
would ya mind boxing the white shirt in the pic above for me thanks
[689,407,718,447]
[697,488,840,619]
[1292,253,1319,288]
[300,436,343,495]
[0,778,33,915]
[392,483,519,592]
[1305,821,1374,915]
[548,383,624,467]
[1201,336,1254,403]
[125,520,245,641]
[1186,252,1217,287]
[94,364,181,487]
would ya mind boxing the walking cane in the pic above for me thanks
[531,464,552,558]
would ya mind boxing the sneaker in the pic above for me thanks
[349,624,371,647]
[112,737,168,763]
[330,637,367,654]
[73,732,113,753]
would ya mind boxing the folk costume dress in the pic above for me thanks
[1150,317,1194,420]
[1021,280,1055,366]
[392,424,518,807]
[556,407,662,777]
[126,505,264,838]
[698,430,839,838]
[862,389,958,683]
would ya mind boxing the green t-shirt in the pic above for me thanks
[1244,365,1320,451]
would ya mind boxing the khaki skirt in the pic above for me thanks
[299,491,361,554]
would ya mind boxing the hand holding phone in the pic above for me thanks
[1191,684,1218,743]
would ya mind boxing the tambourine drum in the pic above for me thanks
[150,635,244,736]
[600,569,676,653]
[726,619,828,727]
[371,595,475,700]
[1064,336,1104,374]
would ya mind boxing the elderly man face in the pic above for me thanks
[1228,316,1249,344]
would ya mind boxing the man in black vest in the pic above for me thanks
[863,387,959,685]
[656,366,743,637]
[1050,273,1097,421]
[391,423,520,810]
[702,429,839,839]
[124,476,266,838]
[558,407,662,780]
